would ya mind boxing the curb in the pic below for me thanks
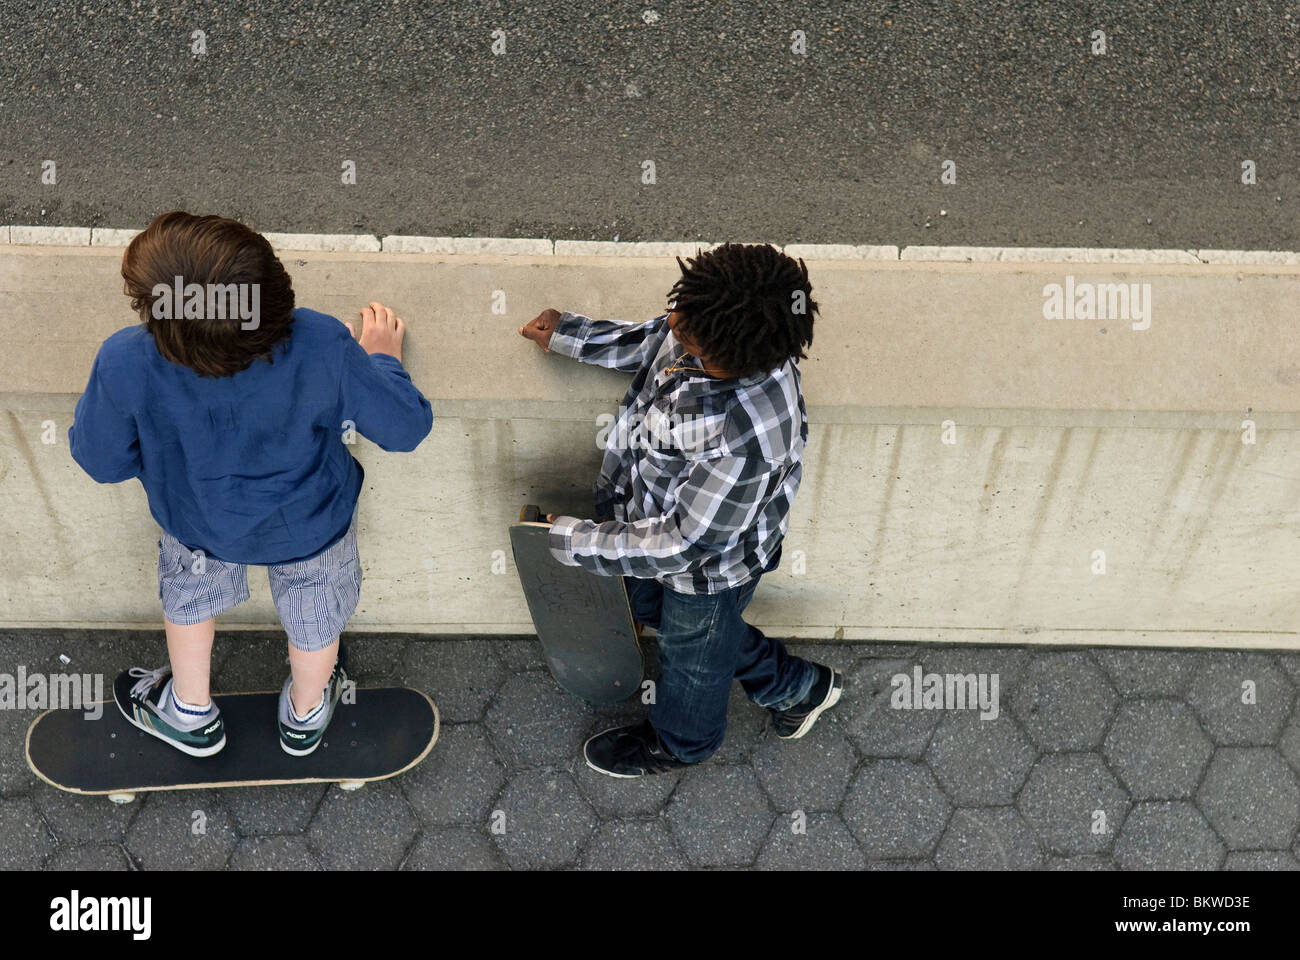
[3,226,1299,266]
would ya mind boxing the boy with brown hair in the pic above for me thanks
[69,211,432,756]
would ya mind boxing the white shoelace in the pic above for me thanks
[128,665,171,700]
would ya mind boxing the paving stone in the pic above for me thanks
[1197,747,1300,850]
[0,709,41,795]
[665,765,774,867]
[1280,713,1300,773]
[400,722,506,825]
[485,638,547,673]
[574,742,683,818]
[0,630,92,676]
[1102,700,1213,800]
[492,768,597,870]
[581,819,688,870]
[842,658,942,759]
[589,695,649,725]
[0,796,57,868]
[843,760,951,859]
[786,643,856,672]
[45,843,131,871]
[1046,855,1116,870]
[307,779,418,869]
[225,782,326,836]
[124,790,238,870]
[846,643,930,661]
[402,826,508,870]
[1094,649,1204,698]
[921,646,1031,694]
[756,812,867,870]
[866,859,936,870]
[924,710,1037,805]
[1224,851,1300,870]
[485,672,593,767]
[0,633,80,796]
[1114,802,1224,870]
[706,681,769,764]
[211,631,291,691]
[341,637,408,684]
[1010,652,1117,751]
[228,834,322,870]
[1278,654,1300,688]
[1187,654,1295,745]
[1017,754,1130,856]
[13,629,162,685]
[401,639,503,722]
[34,788,139,844]
[934,807,1044,870]
[752,724,856,812]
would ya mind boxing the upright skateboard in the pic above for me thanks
[26,684,438,804]
[510,504,644,704]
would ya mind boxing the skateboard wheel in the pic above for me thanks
[107,792,136,805]
[339,780,366,792]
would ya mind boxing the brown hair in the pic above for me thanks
[122,211,295,377]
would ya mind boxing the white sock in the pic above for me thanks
[170,687,212,716]
[289,685,325,723]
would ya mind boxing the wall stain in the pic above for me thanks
[869,424,905,578]
[6,410,71,554]
[1166,430,1239,595]
[1142,430,1200,565]
[1010,427,1073,615]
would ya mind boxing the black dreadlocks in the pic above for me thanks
[667,243,817,379]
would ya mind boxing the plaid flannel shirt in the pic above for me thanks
[546,311,807,594]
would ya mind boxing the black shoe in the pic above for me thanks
[771,664,843,739]
[584,720,691,778]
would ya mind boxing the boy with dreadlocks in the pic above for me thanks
[518,243,843,777]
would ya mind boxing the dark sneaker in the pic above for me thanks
[277,656,347,756]
[113,666,226,757]
[771,664,843,739]
[584,720,691,778]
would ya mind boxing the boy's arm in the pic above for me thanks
[547,452,780,578]
[531,310,667,374]
[338,320,433,453]
[68,346,142,483]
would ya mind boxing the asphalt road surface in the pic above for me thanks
[1,0,1298,247]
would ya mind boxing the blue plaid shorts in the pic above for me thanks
[157,508,361,652]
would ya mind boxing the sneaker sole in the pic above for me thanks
[778,674,844,740]
[279,735,321,757]
[114,697,226,758]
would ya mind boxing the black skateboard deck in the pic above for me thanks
[26,686,439,803]
[510,505,644,704]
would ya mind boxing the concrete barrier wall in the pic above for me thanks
[2,246,1298,647]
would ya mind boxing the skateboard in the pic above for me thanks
[510,504,644,704]
[26,683,439,804]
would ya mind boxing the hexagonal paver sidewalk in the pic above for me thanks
[3,629,1299,870]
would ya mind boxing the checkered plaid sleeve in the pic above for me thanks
[548,452,782,578]
[548,311,667,373]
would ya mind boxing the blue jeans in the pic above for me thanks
[625,575,817,763]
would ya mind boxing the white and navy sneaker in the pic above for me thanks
[113,665,226,757]
[277,657,347,756]
[771,664,844,739]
